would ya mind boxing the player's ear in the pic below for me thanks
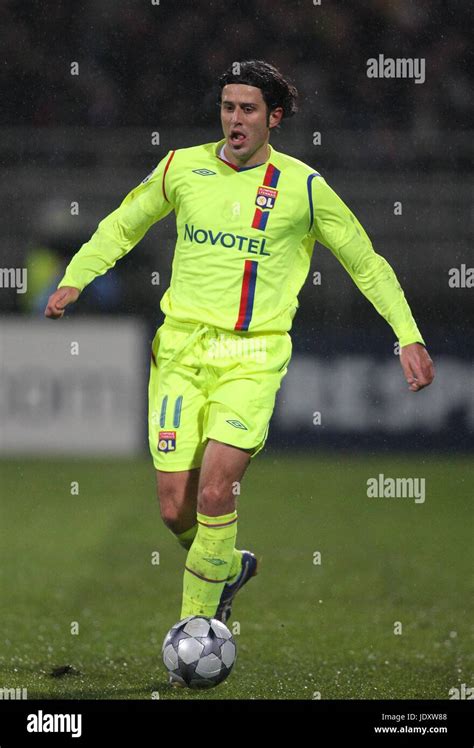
[268,106,284,130]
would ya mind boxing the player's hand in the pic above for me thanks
[44,286,80,319]
[399,343,434,392]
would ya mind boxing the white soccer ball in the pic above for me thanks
[162,616,237,688]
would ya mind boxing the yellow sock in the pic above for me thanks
[175,523,242,581]
[227,549,243,583]
[180,511,238,619]
[175,524,198,550]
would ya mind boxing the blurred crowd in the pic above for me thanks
[1,0,471,131]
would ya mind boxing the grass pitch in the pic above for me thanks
[0,453,472,700]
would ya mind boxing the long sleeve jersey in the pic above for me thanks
[58,138,424,345]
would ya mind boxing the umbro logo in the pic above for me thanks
[203,557,227,566]
[226,419,248,430]
[192,168,216,176]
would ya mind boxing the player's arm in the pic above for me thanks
[45,150,176,319]
[309,175,434,391]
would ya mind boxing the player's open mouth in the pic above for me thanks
[230,130,247,146]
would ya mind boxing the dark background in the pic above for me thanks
[0,0,472,450]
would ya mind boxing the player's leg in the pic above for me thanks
[180,439,252,619]
[198,438,251,583]
[156,467,200,547]
[148,321,208,554]
[155,465,246,575]
[197,438,251,515]
[195,328,292,622]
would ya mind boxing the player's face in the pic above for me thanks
[220,84,282,164]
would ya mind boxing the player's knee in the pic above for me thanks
[157,481,194,532]
[159,501,185,533]
[197,483,235,516]
[156,467,201,532]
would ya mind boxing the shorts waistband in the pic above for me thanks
[162,318,211,333]
[161,316,288,338]
[159,321,210,371]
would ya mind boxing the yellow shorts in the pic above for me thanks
[148,318,292,472]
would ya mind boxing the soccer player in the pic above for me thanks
[45,60,434,647]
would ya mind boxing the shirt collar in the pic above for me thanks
[215,139,273,171]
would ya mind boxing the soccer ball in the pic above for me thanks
[162,616,237,688]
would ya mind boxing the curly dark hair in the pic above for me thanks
[217,60,299,122]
